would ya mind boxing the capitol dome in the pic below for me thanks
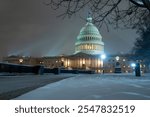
[75,16,104,55]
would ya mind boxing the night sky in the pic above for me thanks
[0,0,138,60]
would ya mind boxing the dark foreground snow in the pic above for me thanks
[14,73,150,100]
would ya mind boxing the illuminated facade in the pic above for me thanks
[4,15,149,73]
[3,54,149,73]
[4,16,148,73]
[41,53,103,72]
[3,53,104,73]
[3,15,105,73]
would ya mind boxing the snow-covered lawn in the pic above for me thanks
[14,73,150,100]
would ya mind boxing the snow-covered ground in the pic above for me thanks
[14,73,150,100]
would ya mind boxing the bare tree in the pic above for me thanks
[132,16,150,63]
[130,0,150,10]
[44,0,150,29]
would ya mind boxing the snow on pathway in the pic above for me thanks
[14,74,150,100]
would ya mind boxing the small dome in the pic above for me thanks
[75,16,104,55]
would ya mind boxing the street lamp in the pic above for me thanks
[115,56,120,61]
[131,63,136,74]
[131,63,136,68]
[19,59,23,64]
[130,0,150,10]
[101,54,106,74]
[115,56,121,73]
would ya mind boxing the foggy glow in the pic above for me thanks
[19,59,23,63]
[101,54,106,60]
[0,1,139,59]
[115,56,120,61]
[131,63,136,67]
[98,59,101,66]
[83,60,85,64]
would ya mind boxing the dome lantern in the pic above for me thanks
[86,17,92,23]
[86,11,93,23]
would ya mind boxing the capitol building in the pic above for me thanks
[3,16,147,73]
[3,16,105,73]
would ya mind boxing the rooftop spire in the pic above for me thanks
[87,11,92,23]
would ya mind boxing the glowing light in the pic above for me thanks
[101,54,106,60]
[61,58,64,62]
[115,56,120,61]
[19,59,23,63]
[98,59,101,66]
[83,59,85,64]
[67,60,70,66]
[131,63,136,67]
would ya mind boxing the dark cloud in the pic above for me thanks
[0,0,137,60]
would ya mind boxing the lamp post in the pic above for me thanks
[115,56,120,61]
[131,63,136,74]
[135,62,141,77]
[115,56,122,73]
[131,61,141,76]
[101,54,106,74]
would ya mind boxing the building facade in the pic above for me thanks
[2,16,149,73]
[3,16,105,73]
